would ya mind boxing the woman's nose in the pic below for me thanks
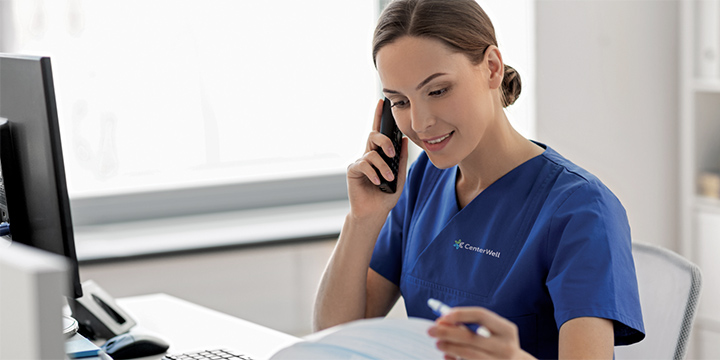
[410,103,435,134]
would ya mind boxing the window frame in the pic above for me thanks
[70,172,348,226]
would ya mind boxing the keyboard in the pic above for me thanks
[162,348,253,360]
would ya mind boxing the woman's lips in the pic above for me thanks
[422,131,453,151]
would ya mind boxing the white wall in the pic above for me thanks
[80,240,337,337]
[535,0,679,251]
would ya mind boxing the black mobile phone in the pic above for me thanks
[375,98,403,193]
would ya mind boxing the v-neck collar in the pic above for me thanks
[451,143,548,212]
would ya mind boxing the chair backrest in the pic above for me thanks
[615,242,702,360]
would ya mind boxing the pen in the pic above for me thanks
[427,298,492,338]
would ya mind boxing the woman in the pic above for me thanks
[314,0,645,358]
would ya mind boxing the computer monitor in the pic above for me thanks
[0,53,83,299]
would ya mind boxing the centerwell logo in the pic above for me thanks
[452,239,501,258]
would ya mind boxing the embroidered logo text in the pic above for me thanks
[452,239,501,259]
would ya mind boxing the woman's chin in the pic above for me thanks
[425,155,457,170]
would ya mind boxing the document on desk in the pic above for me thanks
[269,317,443,360]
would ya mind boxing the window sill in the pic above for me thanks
[74,200,348,263]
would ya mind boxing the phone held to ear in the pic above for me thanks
[374,98,403,194]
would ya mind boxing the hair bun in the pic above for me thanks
[501,64,521,107]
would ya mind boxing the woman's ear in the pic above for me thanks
[484,45,504,90]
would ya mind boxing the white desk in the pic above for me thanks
[116,294,301,360]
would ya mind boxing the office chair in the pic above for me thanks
[614,242,702,360]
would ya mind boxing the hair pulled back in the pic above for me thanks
[373,0,521,107]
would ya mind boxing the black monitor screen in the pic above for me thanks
[0,54,83,299]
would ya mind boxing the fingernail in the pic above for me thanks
[387,147,395,157]
[372,176,380,185]
[385,171,394,181]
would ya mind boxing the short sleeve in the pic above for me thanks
[368,182,408,286]
[368,153,433,285]
[546,182,645,346]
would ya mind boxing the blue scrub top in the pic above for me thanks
[369,143,645,359]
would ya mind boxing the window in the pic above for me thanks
[2,1,377,222]
[1,1,534,227]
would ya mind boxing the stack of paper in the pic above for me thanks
[270,317,443,359]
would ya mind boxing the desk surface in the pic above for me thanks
[117,294,301,360]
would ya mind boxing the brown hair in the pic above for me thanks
[373,0,521,107]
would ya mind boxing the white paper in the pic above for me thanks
[270,318,444,360]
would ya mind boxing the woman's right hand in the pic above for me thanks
[346,99,409,221]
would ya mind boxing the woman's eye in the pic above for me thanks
[429,88,447,97]
[391,100,409,108]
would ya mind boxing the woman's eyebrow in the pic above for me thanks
[415,72,447,90]
[382,72,448,95]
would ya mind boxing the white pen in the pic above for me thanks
[427,298,492,338]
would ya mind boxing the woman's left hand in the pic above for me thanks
[428,307,536,360]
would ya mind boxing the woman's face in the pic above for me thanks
[376,36,500,169]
